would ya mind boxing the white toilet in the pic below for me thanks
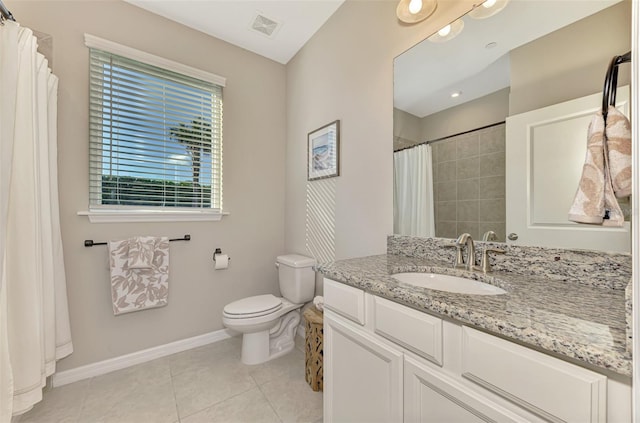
[222,254,316,365]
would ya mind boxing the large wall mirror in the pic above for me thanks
[393,0,631,253]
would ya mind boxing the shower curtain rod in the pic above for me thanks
[0,0,15,22]
[394,120,505,153]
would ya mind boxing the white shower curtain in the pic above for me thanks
[393,143,435,237]
[0,21,73,420]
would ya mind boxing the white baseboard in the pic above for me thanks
[52,328,235,387]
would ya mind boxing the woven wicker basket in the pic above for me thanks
[303,306,324,392]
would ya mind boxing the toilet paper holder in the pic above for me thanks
[213,248,231,262]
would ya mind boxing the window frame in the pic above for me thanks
[81,34,226,223]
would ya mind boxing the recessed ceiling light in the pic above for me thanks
[451,91,462,98]
[485,42,497,49]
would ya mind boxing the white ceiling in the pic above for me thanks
[124,0,345,64]
[394,0,622,118]
[123,0,621,113]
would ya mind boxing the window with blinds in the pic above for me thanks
[88,46,223,213]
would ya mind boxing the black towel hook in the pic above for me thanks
[602,51,631,120]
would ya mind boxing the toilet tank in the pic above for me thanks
[276,254,316,304]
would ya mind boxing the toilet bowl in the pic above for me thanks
[223,295,302,364]
[222,254,316,365]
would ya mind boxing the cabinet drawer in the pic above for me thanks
[324,278,365,325]
[461,327,606,423]
[405,356,528,423]
[374,296,443,366]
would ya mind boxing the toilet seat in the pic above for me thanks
[223,294,283,319]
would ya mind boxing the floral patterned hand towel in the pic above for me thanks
[605,106,632,198]
[128,236,156,269]
[108,237,170,315]
[568,112,624,226]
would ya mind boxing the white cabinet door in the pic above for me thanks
[324,310,403,423]
[404,356,529,423]
[505,87,630,252]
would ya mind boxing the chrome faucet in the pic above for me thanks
[455,233,478,271]
[482,230,497,242]
[479,230,505,273]
[480,247,506,273]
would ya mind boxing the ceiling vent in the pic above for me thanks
[250,12,281,38]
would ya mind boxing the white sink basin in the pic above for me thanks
[392,272,507,296]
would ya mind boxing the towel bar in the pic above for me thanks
[84,234,191,247]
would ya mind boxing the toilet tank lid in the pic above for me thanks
[277,254,316,268]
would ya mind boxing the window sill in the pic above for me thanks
[78,209,229,223]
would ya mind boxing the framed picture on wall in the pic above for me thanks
[308,120,340,181]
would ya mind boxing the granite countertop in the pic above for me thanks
[316,253,632,377]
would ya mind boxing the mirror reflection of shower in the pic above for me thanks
[394,122,505,241]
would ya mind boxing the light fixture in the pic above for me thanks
[468,0,510,19]
[396,0,437,24]
[451,91,462,98]
[428,18,464,43]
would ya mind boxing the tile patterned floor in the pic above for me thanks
[19,337,323,423]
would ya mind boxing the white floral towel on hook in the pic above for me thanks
[568,112,624,226]
[605,105,632,198]
[108,237,170,315]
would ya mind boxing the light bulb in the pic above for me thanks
[438,25,451,37]
[397,0,437,23]
[428,19,464,43]
[408,0,423,15]
[483,0,497,9]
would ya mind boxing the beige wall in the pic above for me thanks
[393,87,509,153]
[12,1,287,370]
[285,0,477,260]
[510,0,631,115]
[421,88,509,141]
[393,108,422,150]
[393,86,509,152]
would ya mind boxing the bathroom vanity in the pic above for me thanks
[317,237,632,423]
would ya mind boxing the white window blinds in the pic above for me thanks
[88,47,223,212]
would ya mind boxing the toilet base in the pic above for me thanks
[240,309,301,365]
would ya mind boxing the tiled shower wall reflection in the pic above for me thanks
[432,123,506,241]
